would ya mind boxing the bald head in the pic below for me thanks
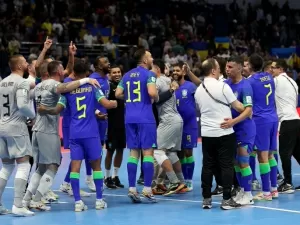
[202,58,218,77]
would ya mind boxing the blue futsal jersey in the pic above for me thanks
[62,77,73,128]
[118,66,156,124]
[58,84,105,139]
[225,78,256,143]
[247,72,278,125]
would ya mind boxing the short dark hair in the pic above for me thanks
[133,48,146,65]
[93,55,106,68]
[73,59,89,76]
[227,56,244,66]
[248,54,264,72]
[8,54,23,70]
[274,59,288,71]
[153,59,165,73]
[263,60,272,71]
[202,58,217,76]
[47,61,61,76]
[173,61,185,69]
[214,57,226,75]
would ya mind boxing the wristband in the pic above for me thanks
[79,78,89,85]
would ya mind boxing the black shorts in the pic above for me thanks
[106,127,126,151]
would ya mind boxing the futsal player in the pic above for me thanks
[0,55,36,216]
[247,54,279,201]
[115,48,158,203]
[224,56,255,205]
[173,62,198,191]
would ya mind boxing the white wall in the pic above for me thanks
[206,0,300,9]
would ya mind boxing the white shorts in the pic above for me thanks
[32,132,61,165]
[0,136,32,159]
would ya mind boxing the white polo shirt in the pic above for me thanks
[274,72,299,123]
[195,77,237,137]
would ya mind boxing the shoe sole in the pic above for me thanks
[279,190,295,194]
[202,205,212,209]
[221,205,241,210]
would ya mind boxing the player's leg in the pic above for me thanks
[235,144,253,205]
[112,128,126,188]
[0,137,15,215]
[60,126,72,193]
[69,138,87,211]
[268,122,279,198]
[254,123,272,201]
[86,137,107,210]
[30,133,61,210]
[140,123,157,202]
[7,136,34,216]
[104,139,117,189]
[126,124,142,202]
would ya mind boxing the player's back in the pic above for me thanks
[121,66,155,124]
[0,74,31,136]
[33,78,61,134]
[248,72,278,124]
[156,75,182,124]
[64,84,100,139]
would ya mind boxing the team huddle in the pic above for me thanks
[0,38,297,216]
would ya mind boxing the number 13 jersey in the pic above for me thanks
[248,72,278,124]
[118,66,156,124]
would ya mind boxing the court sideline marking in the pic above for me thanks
[5,187,300,214]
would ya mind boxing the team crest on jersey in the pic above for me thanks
[151,77,156,82]
[182,89,187,97]
[234,91,238,98]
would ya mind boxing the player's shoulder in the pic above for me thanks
[89,72,100,79]
[64,77,73,83]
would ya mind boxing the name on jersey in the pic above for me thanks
[259,76,271,82]
[1,82,14,87]
[71,87,92,94]
[130,72,140,78]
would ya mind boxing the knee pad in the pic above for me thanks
[237,155,250,164]
[15,162,31,181]
[167,152,180,164]
[0,162,15,181]
[154,150,168,166]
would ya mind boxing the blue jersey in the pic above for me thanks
[58,84,104,139]
[89,72,110,114]
[61,77,73,127]
[118,66,156,124]
[175,81,197,129]
[225,78,255,132]
[248,72,278,124]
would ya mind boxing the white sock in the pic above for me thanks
[105,169,111,178]
[86,175,92,181]
[34,170,55,202]
[271,187,277,191]
[112,167,119,178]
[24,172,42,201]
[129,187,137,192]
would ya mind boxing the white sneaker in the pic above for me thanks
[22,200,30,208]
[86,177,96,192]
[12,205,34,216]
[48,190,59,199]
[60,182,71,193]
[43,191,57,203]
[30,200,51,211]
[233,189,244,202]
[75,200,88,212]
[237,193,254,205]
[186,180,193,191]
[0,204,10,215]
[95,199,107,210]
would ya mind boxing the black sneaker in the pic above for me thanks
[163,183,185,196]
[137,176,144,185]
[220,198,241,210]
[231,186,241,198]
[202,198,212,209]
[277,174,284,185]
[211,185,223,196]
[113,176,124,188]
[295,185,300,190]
[278,183,295,194]
[104,177,117,189]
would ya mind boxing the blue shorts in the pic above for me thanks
[125,123,157,150]
[98,120,108,141]
[62,126,70,149]
[254,122,278,151]
[235,127,256,154]
[182,128,198,149]
[69,137,102,161]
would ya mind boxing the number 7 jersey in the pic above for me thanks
[118,66,156,124]
[248,72,278,124]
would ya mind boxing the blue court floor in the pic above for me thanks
[1,144,300,225]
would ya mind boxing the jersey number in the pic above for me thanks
[126,81,141,102]
[3,94,10,117]
[264,84,272,105]
[76,96,86,119]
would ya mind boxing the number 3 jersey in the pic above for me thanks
[0,74,32,136]
[248,72,278,125]
[118,66,156,124]
[58,84,105,139]
[33,79,61,134]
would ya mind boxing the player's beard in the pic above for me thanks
[23,71,29,79]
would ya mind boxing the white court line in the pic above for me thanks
[5,187,300,214]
